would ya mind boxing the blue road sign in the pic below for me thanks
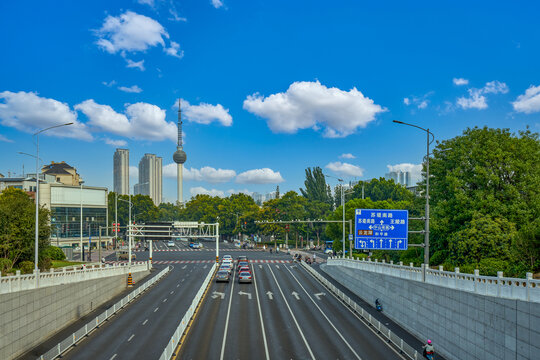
[354,209,408,250]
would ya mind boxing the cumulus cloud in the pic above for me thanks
[387,163,422,185]
[457,81,508,110]
[180,99,232,126]
[211,0,224,8]
[118,85,143,93]
[129,166,139,178]
[75,99,176,142]
[95,11,182,64]
[325,162,364,178]
[339,153,355,159]
[0,134,13,142]
[403,92,432,110]
[190,186,225,198]
[125,58,145,71]
[0,91,92,140]
[163,164,236,183]
[512,85,540,114]
[104,137,127,146]
[236,168,284,184]
[102,80,116,87]
[243,80,385,138]
[453,78,469,86]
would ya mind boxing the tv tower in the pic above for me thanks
[173,99,187,204]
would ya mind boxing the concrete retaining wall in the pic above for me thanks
[0,270,148,359]
[321,263,540,360]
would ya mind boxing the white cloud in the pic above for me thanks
[129,166,139,178]
[453,78,469,86]
[403,98,410,105]
[0,91,92,140]
[125,58,145,71]
[512,85,540,114]
[387,163,422,184]
[75,100,176,142]
[325,162,364,178]
[190,186,225,198]
[403,92,432,110]
[163,164,236,183]
[104,137,127,146]
[339,153,355,159]
[137,0,155,6]
[0,134,13,142]
[243,80,386,138]
[102,80,116,87]
[181,99,232,126]
[236,168,284,184]
[456,81,508,110]
[95,11,182,64]
[211,0,224,8]
[118,85,143,93]
[168,7,187,22]
[164,41,184,59]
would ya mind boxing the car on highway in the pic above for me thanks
[324,248,333,255]
[191,242,202,249]
[220,263,233,274]
[215,270,230,282]
[167,240,175,247]
[237,255,248,262]
[238,271,252,283]
[237,265,250,274]
[222,255,233,261]
[237,261,249,269]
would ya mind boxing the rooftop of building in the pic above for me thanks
[42,161,76,175]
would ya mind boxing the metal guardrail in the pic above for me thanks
[0,261,150,294]
[38,266,171,360]
[328,257,540,302]
[301,262,421,360]
[159,263,217,360]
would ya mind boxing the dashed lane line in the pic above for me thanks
[252,265,270,360]
[127,334,135,342]
[142,319,148,325]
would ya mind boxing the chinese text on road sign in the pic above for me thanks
[354,209,408,250]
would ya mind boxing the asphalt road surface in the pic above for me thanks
[60,240,406,359]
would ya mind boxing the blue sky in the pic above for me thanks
[1,0,539,203]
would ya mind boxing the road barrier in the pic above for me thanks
[38,266,171,360]
[328,257,539,302]
[301,261,422,360]
[0,261,150,294]
[159,263,217,360]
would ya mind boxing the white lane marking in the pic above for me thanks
[182,265,187,269]
[203,265,208,269]
[284,266,362,360]
[259,265,262,269]
[238,291,252,300]
[127,334,135,342]
[109,354,117,360]
[181,279,185,282]
[266,291,274,300]
[252,264,270,360]
[154,307,159,312]
[170,291,174,294]
[314,293,326,300]
[212,291,225,299]
[177,284,180,287]
[142,319,148,325]
[163,298,167,303]
[220,269,236,360]
[292,291,300,300]
[276,265,280,269]
[267,265,315,360]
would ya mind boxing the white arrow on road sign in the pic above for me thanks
[238,291,252,300]
[259,265,263,269]
[314,293,326,300]
[291,291,300,300]
[369,225,373,230]
[266,291,274,300]
[212,291,225,299]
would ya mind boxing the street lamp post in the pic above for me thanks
[325,174,346,258]
[32,122,73,272]
[80,180,85,261]
[393,120,434,281]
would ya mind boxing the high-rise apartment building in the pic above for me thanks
[135,153,162,205]
[385,170,412,187]
[113,149,129,195]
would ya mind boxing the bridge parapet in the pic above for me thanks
[328,257,539,302]
[0,261,150,294]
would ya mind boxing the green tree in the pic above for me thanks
[351,177,413,202]
[0,188,51,266]
[300,167,333,205]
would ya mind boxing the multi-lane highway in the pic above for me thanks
[56,240,405,359]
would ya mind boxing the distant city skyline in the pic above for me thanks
[1,1,538,203]
[113,148,129,195]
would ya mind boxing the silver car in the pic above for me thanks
[216,270,230,282]
[238,271,252,283]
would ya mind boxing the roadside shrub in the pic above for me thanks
[478,257,509,277]
[430,250,448,266]
[43,246,66,260]
[0,258,13,275]
[459,263,476,274]
[19,261,34,274]
[39,257,52,271]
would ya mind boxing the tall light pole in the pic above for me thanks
[80,180,85,261]
[33,122,73,271]
[325,174,346,258]
[393,120,434,280]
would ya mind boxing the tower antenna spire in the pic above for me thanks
[173,98,187,205]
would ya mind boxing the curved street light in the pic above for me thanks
[392,120,434,281]
[33,122,73,273]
